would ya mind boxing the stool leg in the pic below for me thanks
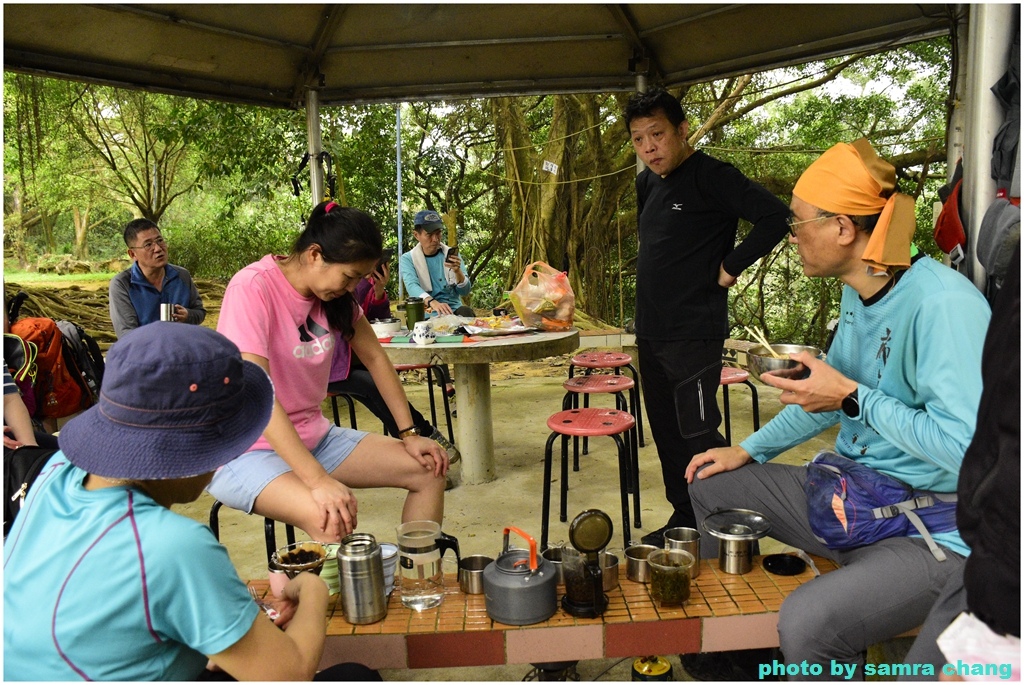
[572,393,580,472]
[343,394,358,430]
[722,384,732,446]
[560,434,570,523]
[265,518,277,564]
[582,393,590,455]
[622,392,642,529]
[286,523,296,546]
[625,363,645,447]
[425,368,439,430]
[344,393,360,430]
[330,396,341,427]
[433,366,456,444]
[612,433,632,549]
[209,500,223,540]
[541,432,558,552]
[744,380,760,431]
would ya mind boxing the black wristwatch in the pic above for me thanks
[841,388,860,418]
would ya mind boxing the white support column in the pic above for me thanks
[454,363,495,484]
[306,89,324,205]
[962,3,1016,290]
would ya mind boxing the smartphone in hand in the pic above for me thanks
[445,246,459,267]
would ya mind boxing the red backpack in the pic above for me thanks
[9,317,89,419]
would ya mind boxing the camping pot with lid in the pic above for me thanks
[482,526,557,625]
[702,509,771,575]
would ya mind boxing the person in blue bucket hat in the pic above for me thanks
[3,323,379,681]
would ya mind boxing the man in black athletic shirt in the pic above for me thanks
[624,88,789,546]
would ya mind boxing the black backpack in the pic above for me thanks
[55,320,105,404]
[4,445,59,537]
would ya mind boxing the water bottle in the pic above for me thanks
[337,533,387,624]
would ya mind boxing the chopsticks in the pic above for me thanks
[742,325,783,359]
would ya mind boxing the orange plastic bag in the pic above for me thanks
[509,261,575,331]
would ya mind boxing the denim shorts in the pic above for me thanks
[207,425,369,513]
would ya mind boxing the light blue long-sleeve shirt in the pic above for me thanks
[399,246,472,309]
[740,257,991,557]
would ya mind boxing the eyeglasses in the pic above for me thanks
[787,213,837,237]
[131,237,167,251]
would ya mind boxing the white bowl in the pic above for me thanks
[370,319,402,337]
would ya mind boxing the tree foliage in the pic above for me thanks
[4,37,953,347]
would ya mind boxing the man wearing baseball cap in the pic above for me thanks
[399,209,474,318]
[3,323,378,681]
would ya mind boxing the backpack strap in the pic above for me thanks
[871,493,958,562]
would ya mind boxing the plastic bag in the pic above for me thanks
[509,261,575,331]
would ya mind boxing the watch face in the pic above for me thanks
[842,391,859,417]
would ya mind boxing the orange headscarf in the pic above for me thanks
[793,138,916,271]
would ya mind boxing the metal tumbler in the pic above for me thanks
[159,303,174,322]
[337,533,388,624]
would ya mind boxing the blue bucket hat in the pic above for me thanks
[413,210,444,232]
[59,323,274,480]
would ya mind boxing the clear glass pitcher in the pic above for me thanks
[395,520,459,611]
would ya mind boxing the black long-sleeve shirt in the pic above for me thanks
[634,150,789,340]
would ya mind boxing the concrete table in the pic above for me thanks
[380,329,579,484]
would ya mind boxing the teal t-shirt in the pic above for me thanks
[3,455,258,681]
[741,257,991,557]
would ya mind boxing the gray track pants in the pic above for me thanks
[689,462,965,681]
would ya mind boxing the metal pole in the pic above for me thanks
[962,3,1016,290]
[635,73,648,176]
[946,5,969,176]
[305,89,324,205]
[396,102,405,300]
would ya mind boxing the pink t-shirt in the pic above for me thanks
[217,255,363,452]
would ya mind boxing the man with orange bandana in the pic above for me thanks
[685,139,991,680]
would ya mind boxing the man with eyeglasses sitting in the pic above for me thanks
[109,218,206,338]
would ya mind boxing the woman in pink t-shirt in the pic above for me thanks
[208,202,447,542]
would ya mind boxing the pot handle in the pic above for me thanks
[502,526,538,572]
[438,531,461,567]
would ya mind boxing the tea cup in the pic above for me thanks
[412,321,436,346]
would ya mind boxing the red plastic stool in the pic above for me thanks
[561,375,641,519]
[394,363,455,444]
[209,500,295,565]
[568,351,645,449]
[541,408,637,550]
[720,366,760,445]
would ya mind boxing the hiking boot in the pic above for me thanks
[680,649,779,681]
[446,388,457,418]
[428,429,460,465]
[641,523,673,548]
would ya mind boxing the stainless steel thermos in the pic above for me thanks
[337,533,388,624]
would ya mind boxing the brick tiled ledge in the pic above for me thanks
[248,553,840,671]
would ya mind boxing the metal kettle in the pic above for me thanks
[482,526,557,625]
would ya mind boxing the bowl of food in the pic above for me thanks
[271,541,327,579]
[746,344,822,383]
[370,318,402,338]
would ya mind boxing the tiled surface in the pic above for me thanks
[249,554,838,669]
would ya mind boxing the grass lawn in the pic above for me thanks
[4,270,116,291]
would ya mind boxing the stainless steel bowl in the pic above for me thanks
[600,552,619,591]
[746,344,822,383]
[624,544,658,583]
